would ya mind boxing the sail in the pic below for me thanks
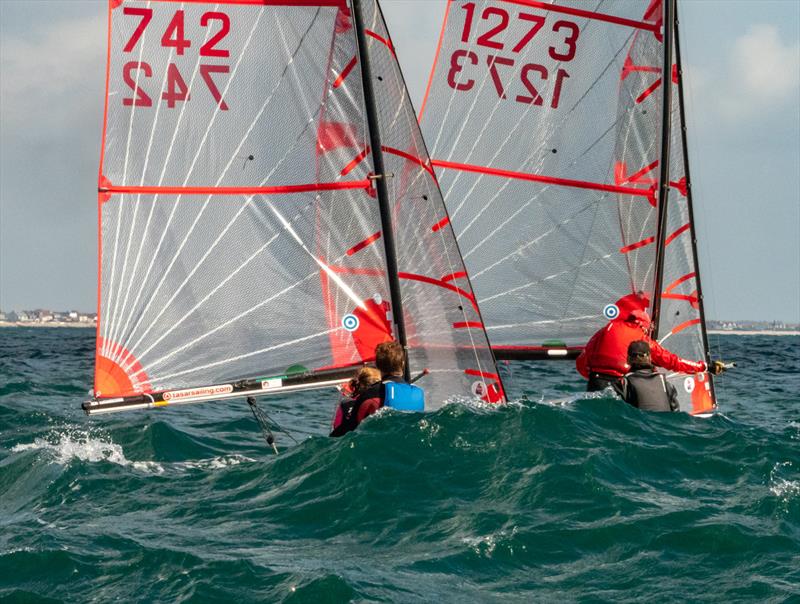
[90,0,503,413]
[420,0,670,355]
[419,0,714,410]
[652,16,715,414]
[349,0,505,405]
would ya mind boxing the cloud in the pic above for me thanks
[0,13,105,136]
[720,24,800,119]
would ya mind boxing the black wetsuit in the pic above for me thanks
[588,372,620,392]
[330,382,383,437]
[330,376,410,437]
[613,368,679,412]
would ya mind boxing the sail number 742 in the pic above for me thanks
[120,8,230,110]
[447,3,579,109]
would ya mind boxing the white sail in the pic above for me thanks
[88,0,504,414]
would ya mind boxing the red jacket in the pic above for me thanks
[576,318,706,378]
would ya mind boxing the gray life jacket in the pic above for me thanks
[613,369,679,413]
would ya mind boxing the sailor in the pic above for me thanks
[330,341,424,437]
[330,366,383,437]
[612,341,680,412]
[576,296,725,391]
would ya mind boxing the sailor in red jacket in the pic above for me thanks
[576,294,709,391]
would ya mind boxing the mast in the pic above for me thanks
[351,0,410,381]
[650,0,676,336]
[673,1,716,398]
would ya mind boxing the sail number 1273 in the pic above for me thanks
[120,8,231,110]
[447,3,580,109]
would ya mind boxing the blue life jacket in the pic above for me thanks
[383,382,425,411]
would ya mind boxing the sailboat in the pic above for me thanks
[419,0,716,414]
[83,0,505,418]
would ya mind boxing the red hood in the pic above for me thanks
[615,292,650,317]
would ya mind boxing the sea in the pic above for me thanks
[0,327,797,603]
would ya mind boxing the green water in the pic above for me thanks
[0,328,798,602]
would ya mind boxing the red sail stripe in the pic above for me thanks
[398,272,479,313]
[365,29,395,55]
[333,56,357,89]
[464,368,500,381]
[668,318,702,337]
[342,147,435,177]
[499,0,660,34]
[626,159,659,184]
[431,216,450,232]
[620,235,655,254]
[341,147,370,176]
[665,223,691,246]
[432,159,653,199]
[419,0,454,121]
[664,272,696,294]
[328,265,385,277]
[661,293,698,304]
[382,146,435,177]
[636,78,662,104]
[441,271,467,282]
[346,231,381,256]
[621,223,691,254]
[100,181,371,197]
[453,321,484,329]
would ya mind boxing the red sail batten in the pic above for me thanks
[346,231,382,256]
[433,159,654,199]
[99,181,371,197]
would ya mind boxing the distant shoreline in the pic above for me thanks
[707,329,800,336]
[1,323,796,336]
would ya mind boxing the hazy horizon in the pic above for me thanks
[1,0,798,322]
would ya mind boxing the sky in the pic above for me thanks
[0,0,798,322]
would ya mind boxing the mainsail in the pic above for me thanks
[419,0,714,413]
[85,0,504,416]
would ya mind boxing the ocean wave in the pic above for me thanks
[9,430,256,475]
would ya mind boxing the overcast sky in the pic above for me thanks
[1,0,798,322]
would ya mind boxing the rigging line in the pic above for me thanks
[679,10,722,363]
[130,270,321,376]
[104,2,154,356]
[470,200,599,281]
[557,185,606,341]
[462,28,656,272]
[439,1,606,221]
[103,3,155,356]
[455,62,643,264]
[486,314,597,331]
[372,7,492,388]
[107,25,181,357]
[121,146,330,367]
[108,9,221,357]
[130,209,282,364]
[118,9,323,360]
[448,36,634,234]
[132,201,378,376]
[479,248,615,304]
[154,327,340,383]
[268,202,367,311]
[125,9,335,365]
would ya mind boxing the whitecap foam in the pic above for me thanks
[10,431,257,475]
[173,454,255,470]
[769,461,800,500]
[11,432,164,473]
